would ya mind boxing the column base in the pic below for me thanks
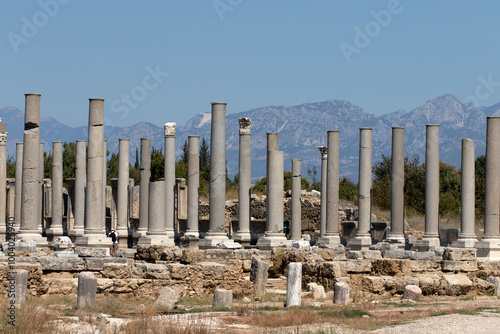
[115,228,130,248]
[256,232,291,250]
[316,235,341,247]
[74,234,113,248]
[451,237,478,248]
[165,229,175,239]
[199,232,231,249]
[133,230,148,239]
[16,232,48,246]
[137,234,174,246]
[475,239,500,260]
[181,234,199,249]
[46,227,64,238]
[233,232,252,247]
[411,237,440,252]
[384,234,406,249]
[348,235,372,251]
[68,228,84,239]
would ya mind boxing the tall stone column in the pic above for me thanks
[0,121,7,240]
[349,128,372,250]
[476,117,500,259]
[138,180,172,245]
[184,135,200,245]
[69,140,86,238]
[200,102,231,248]
[102,140,107,231]
[386,127,405,247]
[290,159,302,240]
[134,138,151,240]
[75,98,111,248]
[39,142,44,232]
[317,146,327,238]
[453,139,476,248]
[14,143,23,231]
[46,141,64,238]
[413,124,440,251]
[318,130,341,246]
[234,118,252,245]
[266,132,279,204]
[164,123,176,239]
[18,93,46,245]
[116,139,129,247]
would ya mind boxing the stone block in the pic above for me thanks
[415,252,436,261]
[307,282,326,300]
[372,259,410,276]
[361,250,382,259]
[402,285,422,302]
[321,261,346,278]
[75,247,109,257]
[362,276,385,294]
[2,241,37,253]
[38,257,86,271]
[345,260,371,273]
[415,274,441,295]
[213,289,232,308]
[7,269,28,308]
[486,276,500,296]
[85,257,127,271]
[250,257,269,297]
[369,242,399,251]
[77,272,97,309]
[130,263,170,279]
[333,281,349,304]
[154,286,180,312]
[291,239,311,250]
[381,250,417,260]
[410,260,440,272]
[100,263,129,279]
[442,260,477,272]
[443,248,477,261]
[382,276,419,294]
[346,250,363,259]
[442,274,472,295]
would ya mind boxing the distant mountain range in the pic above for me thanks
[1,94,499,181]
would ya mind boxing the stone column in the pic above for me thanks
[453,139,477,248]
[317,146,327,239]
[77,272,97,310]
[164,123,176,239]
[18,93,46,245]
[413,124,440,251]
[266,132,279,202]
[14,143,23,231]
[69,140,86,238]
[134,138,151,240]
[7,269,28,308]
[290,159,302,240]
[0,122,7,240]
[349,128,372,250]
[116,139,129,247]
[234,118,252,245]
[200,102,231,248]
[39,142,44,232]
[75,99,111,248]
[46,141,64,238]
[102,140,107,231]
[138,180,172,245]
[386,127,405,247]
[318,130,341,246]
[286,262,302,307]
[257,145,289,249]
[476,117,500,259]
[184,135,200,244]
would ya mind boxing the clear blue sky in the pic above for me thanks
[1,0,500,128]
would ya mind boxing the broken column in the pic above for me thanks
[134,138,151,240]
[476,117,500,259]
[234,118,252,245]
[250,256,269,297]
[286,262,302,307]
[334,281,350,304]
[116,138,129,247]
[184,135,200,246]
[452,139,477,248]
[0,121,7,239]
[290,159,302,240]
[138,180,172,245]
[164,123,176,239]
[349,128,372,250]
[75,99,111,248]
[69,140,86,238]
[46,141,64,238]
[317,146,327,239]
[386,127,405,247]
[7,269,28,308]
[318,130,341,246]
[213,289,232,309]
[200,102,231,248]
[18,93,46,245]
[413,124,440,251]
[14,142,22,231]
[77,272,97,310]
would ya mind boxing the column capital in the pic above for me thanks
[164,122,176,136]
[0,131,7,145]
[239,117,251,135]
[316,146,327,158]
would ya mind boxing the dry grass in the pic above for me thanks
[119,314,212,334]
[0,302,60,334]
[226,186,239,200]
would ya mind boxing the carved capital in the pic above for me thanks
[164,122,176,136]
[239,118,251,135]
[316,146,327,158]
[0,132,7,145]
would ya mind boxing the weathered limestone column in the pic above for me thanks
[334,282,350,304]
[138,180,172,245]
[7,269,28,308]
[317,146,327,238]
[102,140,107,230]
[69,140,86,238]
[453,139,477,248]
[476,117,500,259]
[257,146,289,249]
[0,121,7,239]
[266,132,279,201]
[75,99,111,248]
[18,93,46,245]
[349,128,372,250]
[413,124,440,251]
[77,272,97,310]
[213,289,233,309]
[134,138,151,240]
[46,141,64,238]
[14,143,23,231]
[39,142,44,233]
[234,118,252,245]
[184,135,200,244]
[164,123,176,239]
[318,130,341,246]
[386,127,405,247]
[200,102,231,248]
[290,159,302,240]
[116,139,129,247]
[286,262,302,307]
